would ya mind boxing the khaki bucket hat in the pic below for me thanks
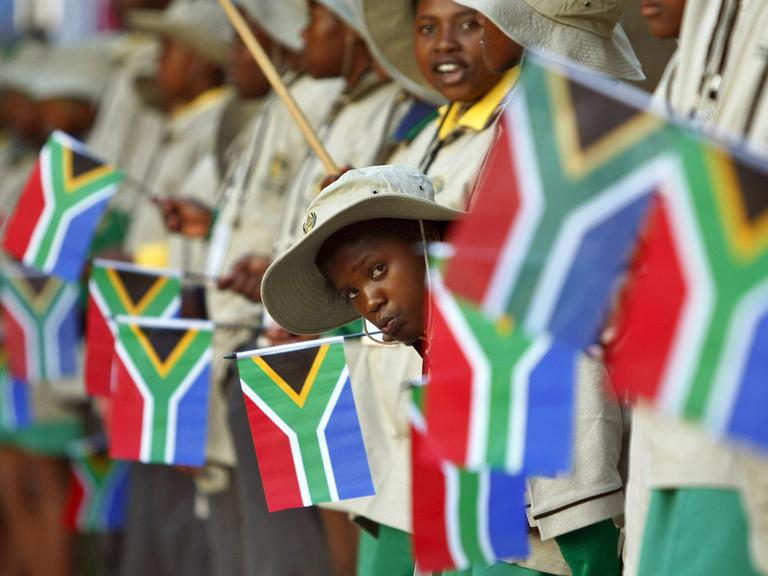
[236,0,308,51]
[356,0,445,105]
[128,0,233,65]
[457,0,644,80]
[364,0,643,96]
[24,38,115,102]
[261,165,462,335]
[0,41,47,92]
[361,0,445,104]
[316,0,365,35]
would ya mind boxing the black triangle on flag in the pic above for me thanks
[566,79,643,151]
[144,327,190,364]
[118,270,163,307]
[734,160,768,224]
[259,348,319,396]
[70,148,104,180]
[24,276,53,297]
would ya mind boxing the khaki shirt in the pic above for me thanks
[86,33,165,219]
[388,68,521,211]
[273,75,407,255]
[633,0,768,492]
[200,76,343,468]
[125,86,233,268]
[625,2,768,573]
[332,73,624,575]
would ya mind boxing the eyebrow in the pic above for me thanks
[351,253,373,274]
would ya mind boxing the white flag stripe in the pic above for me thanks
[316,366,350,502]
[442,463,469,570]
[705,279,768,435]
[482,95,545,317]
[236,334,345,360]
[525,155,677,335]
[24,146,55,262]
[431,272,491,470]
[656,167,715,414]
[507,336,551,473]
[43,184,118,273]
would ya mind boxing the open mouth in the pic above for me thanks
[431,59,469,86]
[640,0,662,17]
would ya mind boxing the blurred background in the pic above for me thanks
[0,0,674,91]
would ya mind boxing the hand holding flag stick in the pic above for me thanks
[217,0,339,176]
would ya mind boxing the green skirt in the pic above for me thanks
[638,488,761,576]
[357,519,621,576]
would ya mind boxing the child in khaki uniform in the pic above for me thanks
[625,1,768,575]
[325,0,643,573]
[114,3,233,576]
[0,39,113,576]
[156,0,341,573]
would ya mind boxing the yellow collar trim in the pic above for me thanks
[170,85,231,122]
[438,66,521,140]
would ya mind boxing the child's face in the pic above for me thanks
[229,10,272,99]
[478,14,524,75]
[413,0,503,104]
[640,0,686,39]
[5,90,44,146]
[301,2,347,79]
[40,98,97,138]
[157,37,194,109]
[321,235,427,343]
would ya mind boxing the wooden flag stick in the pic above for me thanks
[218,0,339,176]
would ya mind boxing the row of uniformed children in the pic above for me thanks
[0,33,117,576]
[0,0,767,574]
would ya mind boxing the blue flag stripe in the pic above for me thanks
[323,376,375,500]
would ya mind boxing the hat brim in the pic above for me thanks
[262,194,462,335]
[457,0,644,81]
[362,0,446,105]
[128,10,229,65]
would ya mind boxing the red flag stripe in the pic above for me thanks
[242,391,305,512]
[109,355,145,461]
[84,293,116,397]
[606,198,687,400]
[3,310,29,381]
[444,117,522,305]
[2,160,45,260]
[426,291,474,465]
[412,427,455,571]
[62,471,85,532]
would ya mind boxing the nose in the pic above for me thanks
[434,23,460,53]
[362,283,386,316]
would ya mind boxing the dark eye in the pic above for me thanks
[417,23,435,36]
[344,288,359,301]
[370,263,386,280]
[459,18,480,31]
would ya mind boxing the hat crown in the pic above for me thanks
[303,165,436,235]
[316,0,365,35]
[528,0,624,38]
[236,0,307,50]
[165,0,232,41]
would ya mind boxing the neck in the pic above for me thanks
[343,41,372,90]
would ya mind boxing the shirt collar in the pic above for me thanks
[437,66,521,140]
[170,85,231,123]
